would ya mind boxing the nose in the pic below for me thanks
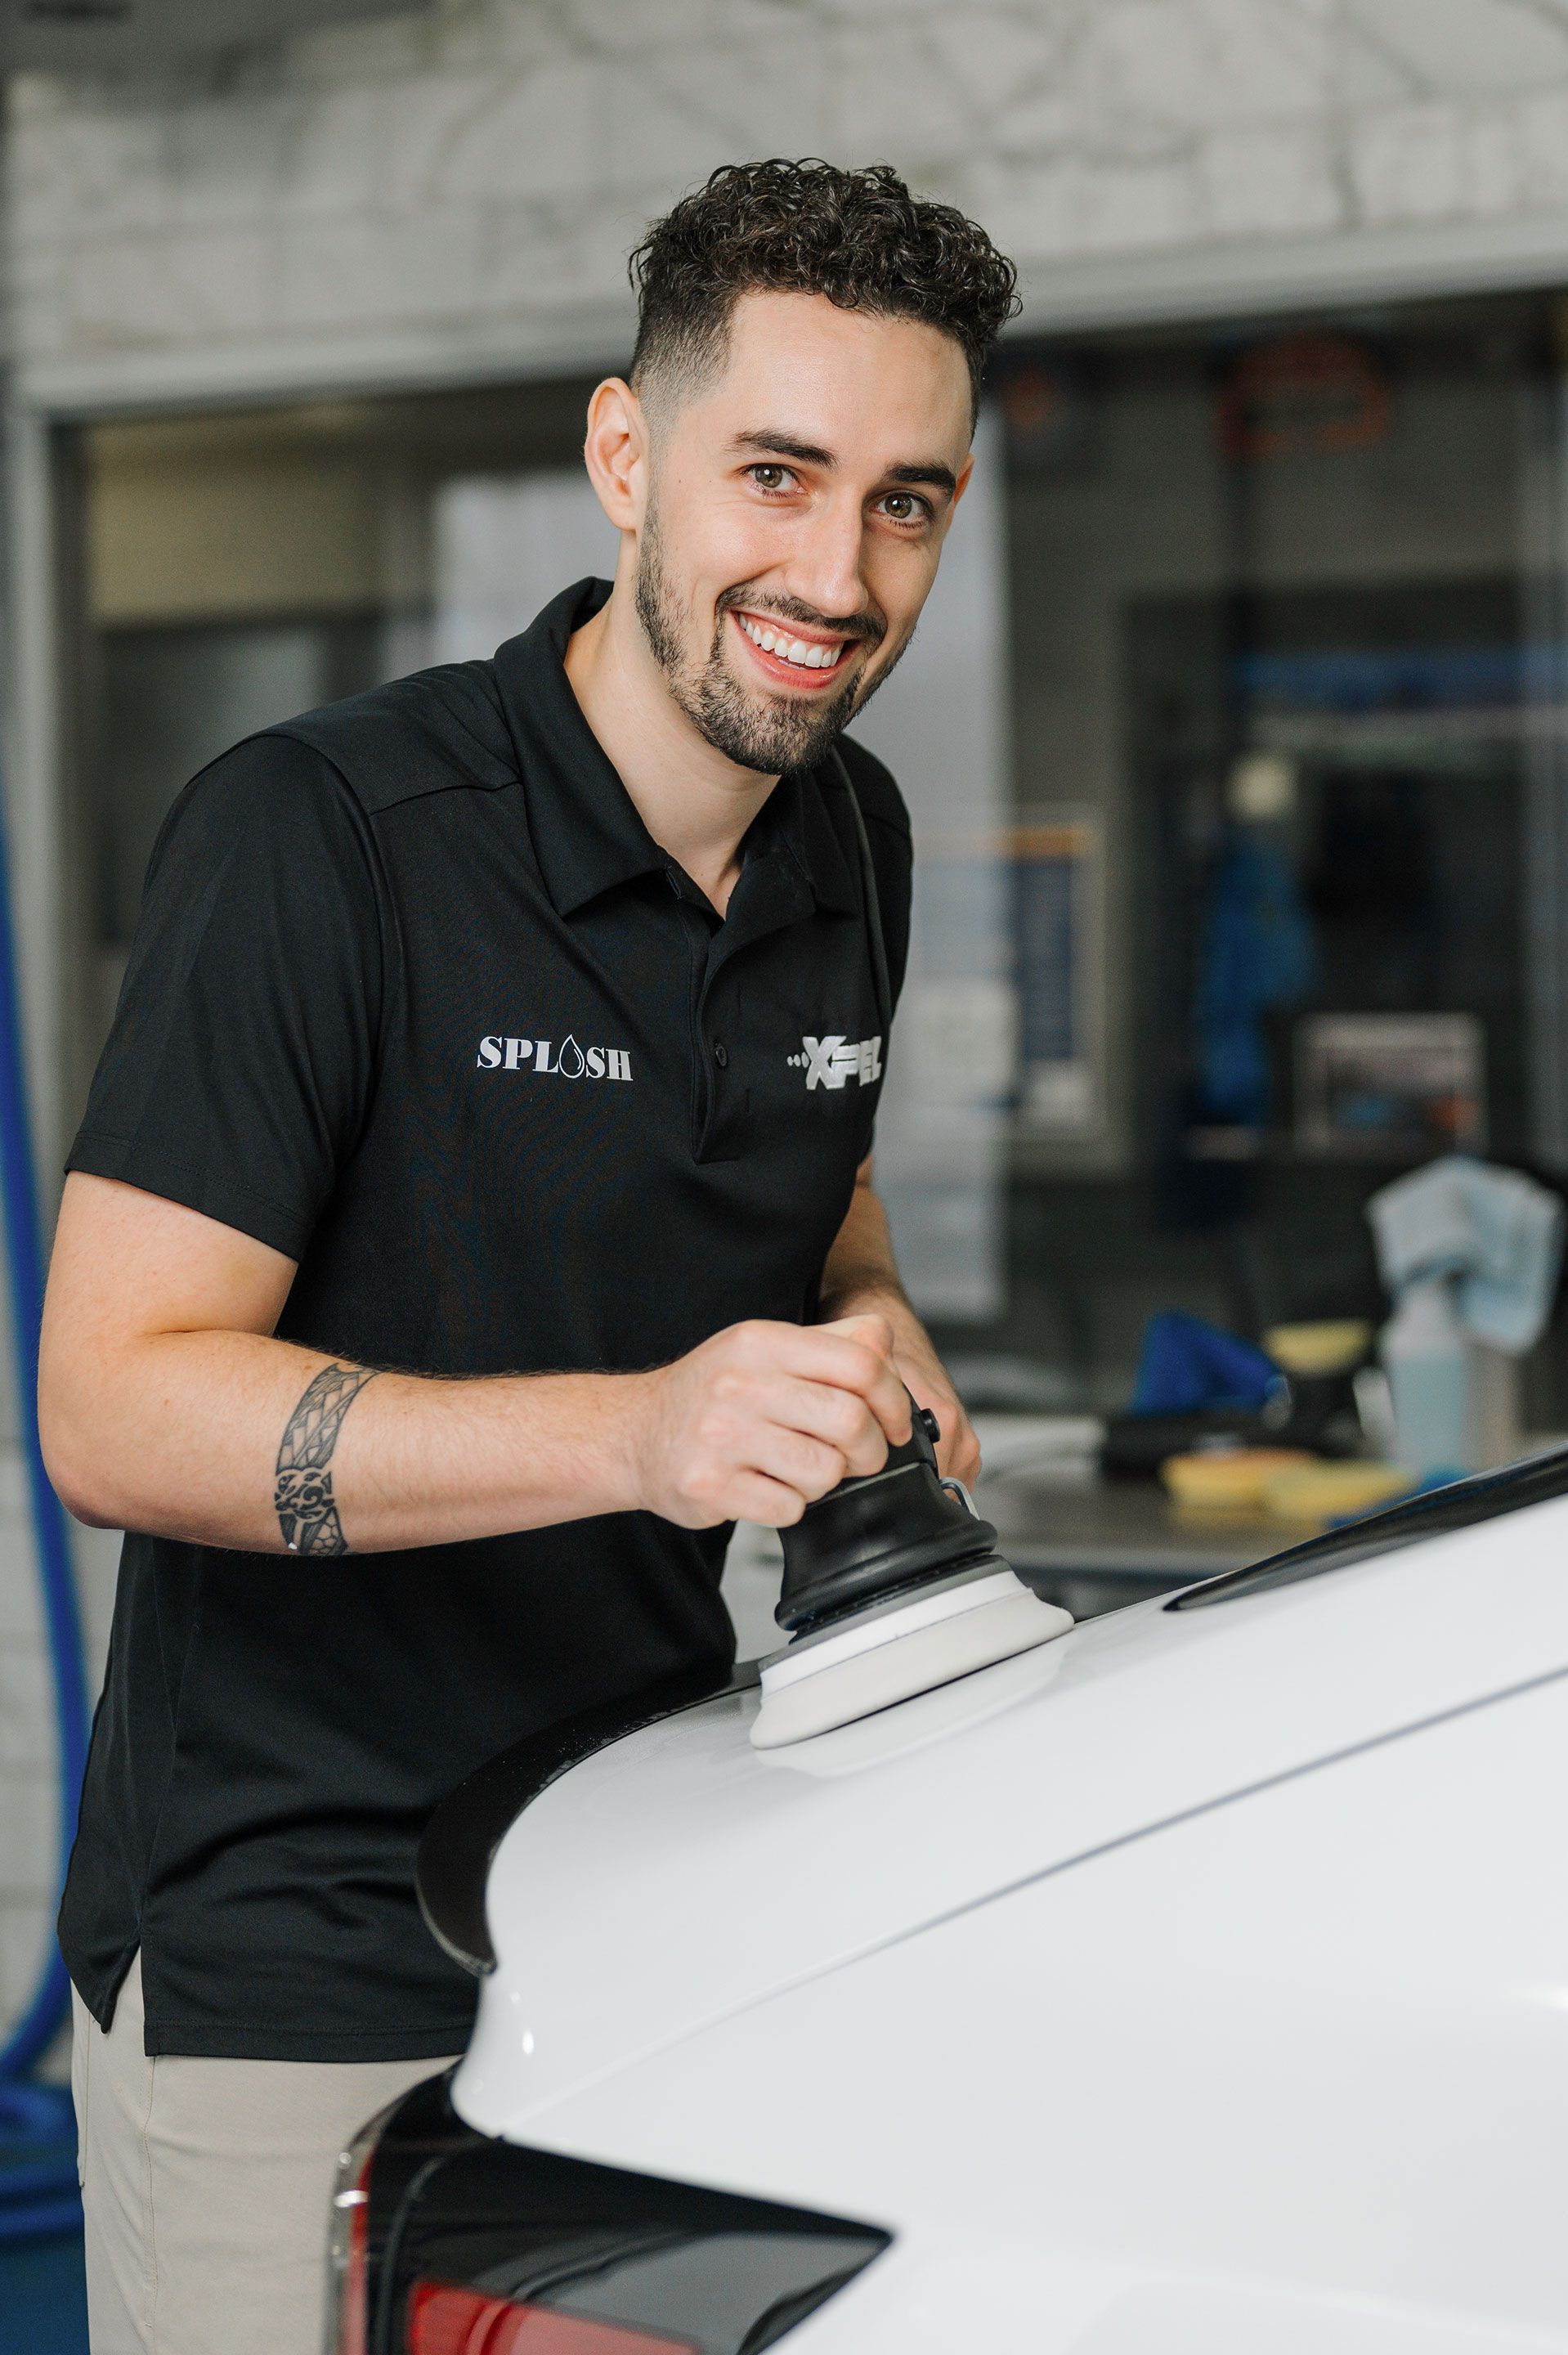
[783,491,871,629]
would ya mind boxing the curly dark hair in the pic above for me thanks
[629,159,1019,417]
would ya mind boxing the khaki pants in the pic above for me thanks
[70,1954,458,2355]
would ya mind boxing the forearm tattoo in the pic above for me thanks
[274,1364,379,1556]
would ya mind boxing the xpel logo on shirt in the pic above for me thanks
[786,1034,883,1090]
[477,1034,633,1081]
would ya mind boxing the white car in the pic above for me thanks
[329,1454,1568,2354]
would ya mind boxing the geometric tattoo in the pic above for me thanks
[273,1363,379,1556]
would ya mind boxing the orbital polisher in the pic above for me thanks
[750,1397,1073,1749]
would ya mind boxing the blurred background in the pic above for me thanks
[7,0,1568,2339]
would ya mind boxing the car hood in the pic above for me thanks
[455,1475,1568,2142]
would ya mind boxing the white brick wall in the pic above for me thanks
[11,0,1568,387]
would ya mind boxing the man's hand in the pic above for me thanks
[831,1285,980,1488]
[625,1315,912,1530]
[885,1316,982,1492]
[816,1158,981,1490]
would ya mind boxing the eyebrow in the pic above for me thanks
[732,429,835,467]
[732,431,958,500]
[886,460,959,496]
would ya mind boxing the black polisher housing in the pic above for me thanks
[776,1401,1005,1637]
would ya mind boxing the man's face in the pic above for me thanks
[633,291,974,774]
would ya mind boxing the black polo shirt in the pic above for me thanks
[58,578,912,2061]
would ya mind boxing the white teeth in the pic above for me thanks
[739,615,840,671]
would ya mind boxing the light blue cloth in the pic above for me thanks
[1367,1155,1564,1353]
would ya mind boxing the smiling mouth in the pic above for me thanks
[731,610,855,678]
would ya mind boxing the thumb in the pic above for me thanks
[821,1310,897,1361]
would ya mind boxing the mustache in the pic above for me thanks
[715,585,886,649]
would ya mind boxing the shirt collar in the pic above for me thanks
[491,578,665,917]
[490,577,861,921]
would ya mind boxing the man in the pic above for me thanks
[39,158,1019,2353]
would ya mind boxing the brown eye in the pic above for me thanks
[881,491,928,524]
[750,464,791,491]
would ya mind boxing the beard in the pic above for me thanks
[634,514,903,774]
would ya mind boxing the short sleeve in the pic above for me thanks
[67,733,386,1262]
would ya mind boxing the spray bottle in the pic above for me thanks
[1379,1272,1469,1476]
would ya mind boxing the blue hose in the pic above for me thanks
[0,751,90,2241]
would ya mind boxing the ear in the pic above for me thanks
[582,377,648,533]
[948,451,976,514]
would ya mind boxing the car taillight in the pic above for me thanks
[353,2075,889,2355]
[407,2282,696,2355]
[329,2100,401,2355]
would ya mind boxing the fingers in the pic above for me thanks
[913,1390,978,1481]
[943,1420,983,1487]
[748,1373,890,1478]
[724,1471,812,1527]
[829,1310,895,1354]
[710,1378,895,1526]
[699,1385,879,1509]
[677,1468,813,1531]
[883,1358,981,1487]
[746,1420,855,1501]
[802,1317,912,1443]
[642,1318,921,1534]
[719,1318,910,1444]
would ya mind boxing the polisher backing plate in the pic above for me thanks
[750,1565,1073,1750]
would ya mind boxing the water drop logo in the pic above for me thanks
[474,1034,634,1082]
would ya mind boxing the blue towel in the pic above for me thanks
[1130,1310,1281,1415]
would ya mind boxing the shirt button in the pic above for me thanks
[712,1041,729,1068]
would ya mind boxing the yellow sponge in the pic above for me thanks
[1160,1448,1313,1512]
[1262,1320,1372,1379]
[1261,1460,1415,1527]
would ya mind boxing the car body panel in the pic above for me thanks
[791,2246,1568,2355]
[501,1671,1568,2347]
[455,1487,1568,2142]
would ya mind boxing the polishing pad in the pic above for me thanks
[750,1564,1073,1750]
